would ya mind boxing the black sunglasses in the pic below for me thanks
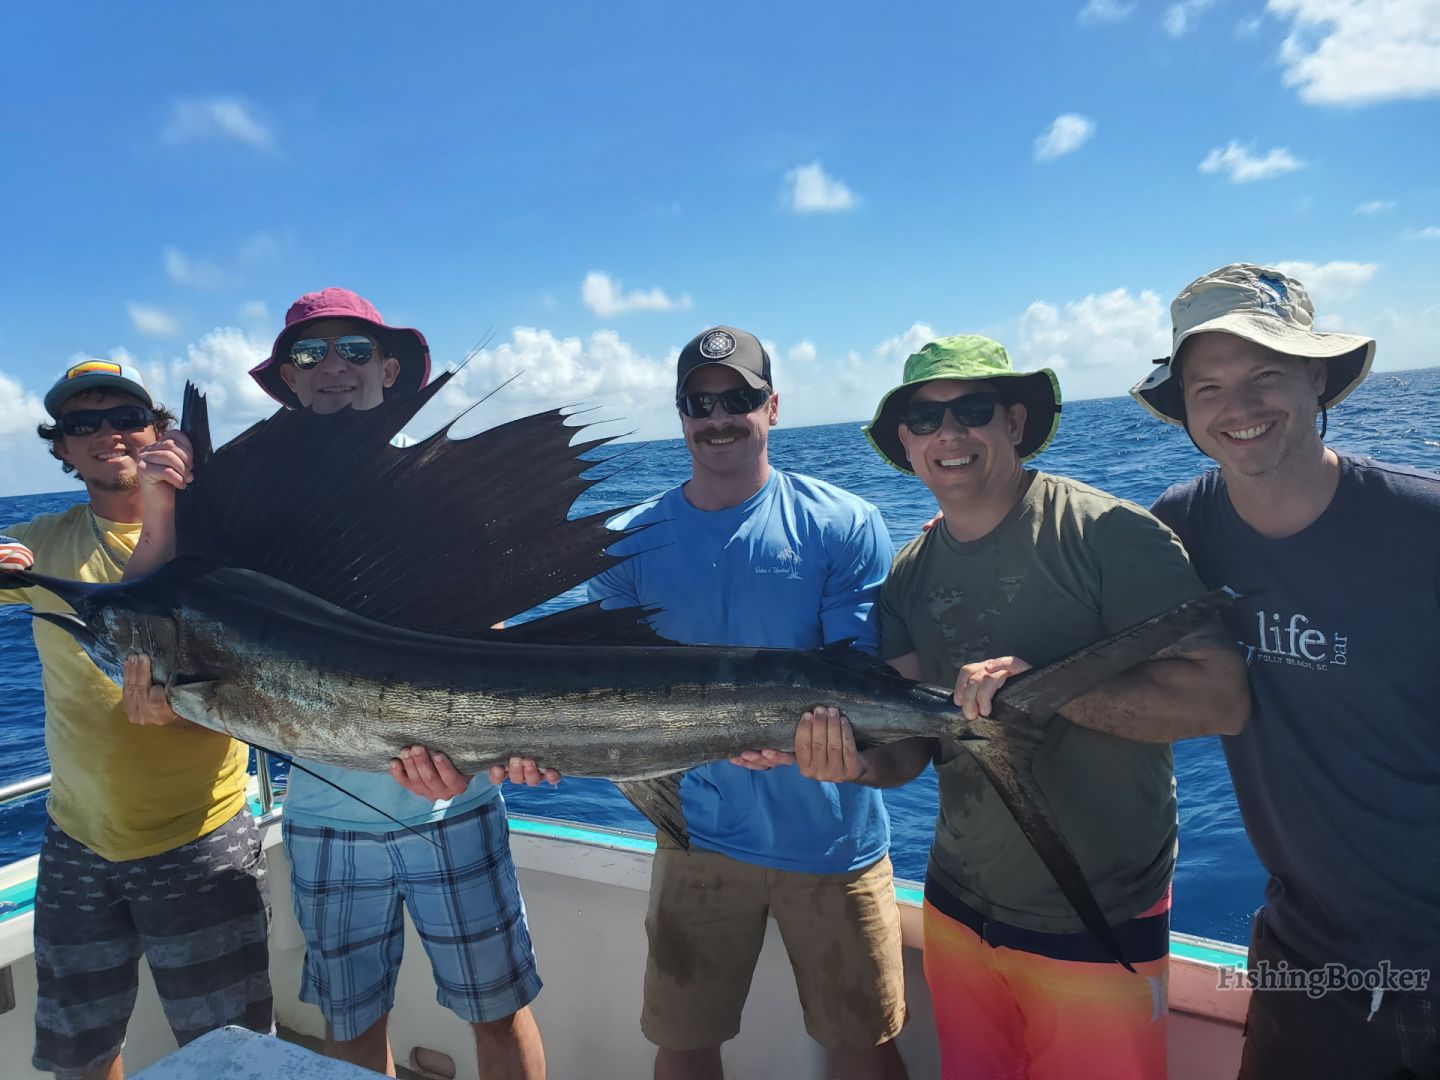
[289,335,377,370]
[901,391,1004,436]
[59,405,156,438]
[677,386,772,419]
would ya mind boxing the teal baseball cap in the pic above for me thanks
[44,359,154,419]
[865,334,1062,473]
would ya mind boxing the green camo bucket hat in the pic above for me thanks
[865,334,1061,473]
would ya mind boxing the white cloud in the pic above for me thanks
[240,300,269,321]
[1014,288,1170,399]
[788,341,818,365]
[161,327,277,430]
[1406,226,1440,239]
[164,246,226,288]
[1034,114,1096,162]
[1269,0,1440,105]
[162,96,274,150]
[1078,0,1135,22]
[1199,141,1305,182]
[1272,260,1378,305]
[1236,15,1265,36]
[238,232,288,263]
[784,162,859,214]
[581,272,692,317]
[128,303,181,337]
[0,371,46,441]
[1355,199,1398,214]
[1164,0,1216,36]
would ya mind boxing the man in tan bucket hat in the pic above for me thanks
[1134,263,1440,1079]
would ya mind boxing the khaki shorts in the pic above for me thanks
[641,838,906,1051]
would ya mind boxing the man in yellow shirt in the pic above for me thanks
[0,360,272,1080]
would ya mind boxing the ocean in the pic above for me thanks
[4,367,1438,947]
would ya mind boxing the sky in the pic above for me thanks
[1,0,1437,494]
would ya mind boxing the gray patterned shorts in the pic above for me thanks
[31,810,273,1078]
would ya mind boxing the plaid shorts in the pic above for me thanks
[283,797,541,1041]
[32,810,273,1079]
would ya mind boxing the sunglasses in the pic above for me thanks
[676,386,772,419]
[58,405,156,438]
[289,335,377,370]
[901,391,1004,436]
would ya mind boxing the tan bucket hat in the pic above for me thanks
[1130,262,1375,426]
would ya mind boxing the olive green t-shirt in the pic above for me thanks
[879,471,1205,933]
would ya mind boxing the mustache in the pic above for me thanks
[696,425,748,442]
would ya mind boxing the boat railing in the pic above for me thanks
[0,749,281,824]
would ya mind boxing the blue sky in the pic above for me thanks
[2,0,1437,494]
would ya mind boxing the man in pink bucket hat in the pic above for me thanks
[124,287,548,1078]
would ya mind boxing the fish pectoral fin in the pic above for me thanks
[966,715,1136,973]
[616,774,689,849]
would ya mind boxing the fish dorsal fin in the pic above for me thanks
[173,375,641,635]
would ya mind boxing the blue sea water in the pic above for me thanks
[3,368,1438,947]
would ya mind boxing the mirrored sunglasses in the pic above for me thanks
[901,391,1003,436]
[289,335,377,370]
[676,386,772,418]
[58,404,156,438]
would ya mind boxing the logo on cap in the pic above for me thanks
[1256,274,1290,317]
[67,360,122,379]
[699,330,736,360]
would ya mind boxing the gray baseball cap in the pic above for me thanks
[675,326,772,395]
[44,359,154,419]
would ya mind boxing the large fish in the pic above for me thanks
[12,375,1233,970]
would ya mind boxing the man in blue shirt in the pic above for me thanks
[400,325,908,1079]
[1132,263,1440,1080]
[596,326,906,1079]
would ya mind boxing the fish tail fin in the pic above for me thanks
[964,720,1136,972]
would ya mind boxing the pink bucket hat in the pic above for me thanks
[249,287,432,409]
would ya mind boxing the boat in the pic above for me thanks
[0,765,1250,1078]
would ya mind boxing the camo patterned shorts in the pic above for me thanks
[31,810,273,1079]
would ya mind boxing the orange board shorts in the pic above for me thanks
[924,883,1172,1080]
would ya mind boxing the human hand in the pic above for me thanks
[793,706,868,782]
[137,431,195,500]
[487,756,561,788]
[121,653,185,726]
[389,746,473,800]
[920,511,944,533]
[954,656,1033,720]
[728,747,796,771]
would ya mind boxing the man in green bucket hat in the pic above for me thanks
[790,334,1250,1079]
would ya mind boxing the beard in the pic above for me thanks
[84,471,139,493]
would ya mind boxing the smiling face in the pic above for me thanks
[1178,332,1327,479]
[53,390,158,493]
[679,364,779,482]
[897,378,1027,509]
[278,318,401,414]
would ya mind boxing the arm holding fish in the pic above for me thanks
[124,430,194,579]
[120,653,212,732]
[952,618,1249,740]
[955,506,1250,740]
[791,652,940,785]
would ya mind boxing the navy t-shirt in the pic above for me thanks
[588,469,894,874]
[1153,454,1440,983]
